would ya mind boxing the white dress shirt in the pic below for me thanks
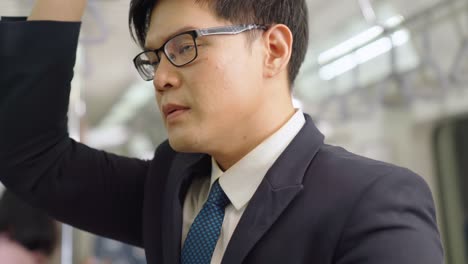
[181,109,306,264]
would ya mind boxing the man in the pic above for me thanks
[0,191,58,264]
[0,0,444,263]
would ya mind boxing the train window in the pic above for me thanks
[434,115,468,264]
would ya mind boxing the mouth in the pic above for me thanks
[163,104,190,121]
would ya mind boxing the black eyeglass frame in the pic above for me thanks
[133,24,268,81]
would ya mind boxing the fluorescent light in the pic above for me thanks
[319,54,357,81]
[356,30,409,65]
[384,15,404,27]
[318,26,383,65]
[318,15,405,65]
[319,29,410,80]
[391,29,410,46]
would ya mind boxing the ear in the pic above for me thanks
[262,24,293,79]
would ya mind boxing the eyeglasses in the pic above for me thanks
[133,24,267,81]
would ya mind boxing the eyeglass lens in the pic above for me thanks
[165,33,197,65]
[136,33,197,81]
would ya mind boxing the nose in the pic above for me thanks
[153,55,181,93]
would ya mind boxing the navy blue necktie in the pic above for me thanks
[181,180,230,264]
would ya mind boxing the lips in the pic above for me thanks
[162,103,190,120]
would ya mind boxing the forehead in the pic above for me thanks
[146,0,225,48]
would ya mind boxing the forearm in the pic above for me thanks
[28,0,87,21]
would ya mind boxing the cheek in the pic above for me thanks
[216,52,263,104]
[155,92,163,115]
[187,58,232,112]
[155,92,161,105]
[188,44,263,118]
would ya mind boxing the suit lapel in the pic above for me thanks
[162,152,211,264]
[221,115,324,264]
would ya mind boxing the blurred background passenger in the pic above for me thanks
[0,190,58,264]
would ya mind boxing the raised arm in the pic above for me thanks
[0,1,150,247]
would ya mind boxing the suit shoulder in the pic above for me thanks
[311,143,429,193]
[320,145,443,263]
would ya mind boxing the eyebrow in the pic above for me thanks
[144,26,198,50]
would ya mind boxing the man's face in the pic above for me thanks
[146,0,267,154]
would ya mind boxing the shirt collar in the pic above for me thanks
[210,109,306,210]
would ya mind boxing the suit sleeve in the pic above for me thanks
[334,168,444,264]
[0,17,150,247]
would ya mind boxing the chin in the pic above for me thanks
[167,134,202,153]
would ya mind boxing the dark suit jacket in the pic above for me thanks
[0,17,444,263]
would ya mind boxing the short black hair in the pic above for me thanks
[0,190,58,256]
[129,0,309,86]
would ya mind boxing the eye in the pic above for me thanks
[178,44,195,55]
[168,53,177,61]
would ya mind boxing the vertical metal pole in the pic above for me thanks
[61,225,74,264]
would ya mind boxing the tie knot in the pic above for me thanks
[207,180,230,208]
